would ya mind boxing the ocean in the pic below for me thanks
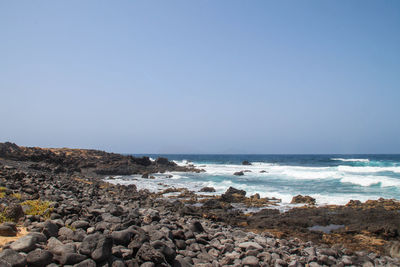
[105,154,400,207]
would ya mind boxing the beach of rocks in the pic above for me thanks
[0,142,399,267]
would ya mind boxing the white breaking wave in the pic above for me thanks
[331,158,370,162]
[340,175,400,187]
[338,165,400,173]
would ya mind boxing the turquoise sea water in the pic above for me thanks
[105,155,400,206]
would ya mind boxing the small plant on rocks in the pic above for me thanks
[21,199,53,219]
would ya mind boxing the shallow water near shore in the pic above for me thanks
[106,154,400,206]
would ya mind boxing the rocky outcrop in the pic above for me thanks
[199,187,216,192]
[0,142,199,176]
[291,195,316,205]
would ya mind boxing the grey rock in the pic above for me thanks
[389,241,400,259]
[189,221,204,233]
[43,221,59,238]
[79,233,113,262]
[136,243,165,264]
[59,253,87,265]
[0,249,26,267]
[26,249,53,267]
[10,235,36,252]
[111,230,133,246]
[71,220,90,230]
[27,232,47,243]
[242,255,259,266]
[239,242,263,250]
[0,224,17,237]
[0,259,12,267]
[73,258,97,267]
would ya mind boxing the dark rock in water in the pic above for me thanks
[221,187,246,203]
[0,249,26,267]
[260,170,267,173]
[26,249,53,267]
[131,156,152,166]
[142,173,149,178]
[291,195,316,205]
[199,187,216,193]
[242,160,252,165]
[189,221,205,233]
[233,171,244,176]
[155,157,172,165]
[0,223,17,236]
[79,233,113,262]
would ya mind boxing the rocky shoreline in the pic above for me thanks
[0,142,399,266]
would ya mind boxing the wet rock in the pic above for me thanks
[233,171,244,176]
[290,195,316,205]
[199,187,216,193]
[26,249,53,267]
[242,160,252,165]
[0,249,26,267]
[221,187,246,202]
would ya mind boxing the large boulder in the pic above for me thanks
[10,235,37,252]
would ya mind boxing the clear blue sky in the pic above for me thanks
[1,1,399,154]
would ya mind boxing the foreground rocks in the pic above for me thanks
[0,143,399,266]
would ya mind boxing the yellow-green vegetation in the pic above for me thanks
[11,193,22,200]
[0,211,12,223]
[65,224,76,231]
[21,199,53,219]
[0,187,6,198]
